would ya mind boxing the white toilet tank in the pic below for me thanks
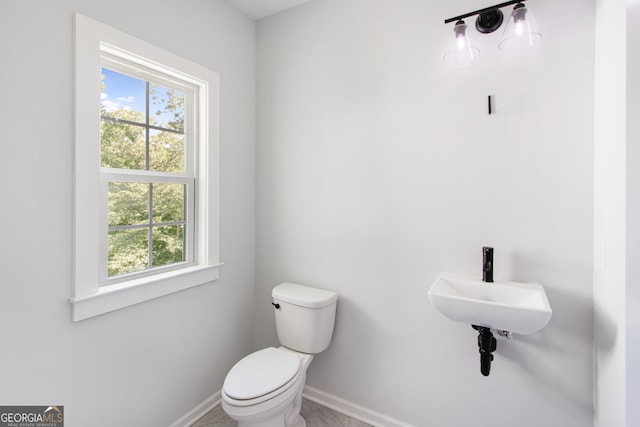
[272,283,338,354]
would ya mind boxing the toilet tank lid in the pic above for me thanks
[272,282,338,308]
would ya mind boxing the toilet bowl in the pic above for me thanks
[222,347,312,427]
[221,283,338,427]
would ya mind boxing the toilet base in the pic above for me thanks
[287,414,306,427]
[238,414,284,427]
[284,385,305,427]
[238,414,305,427]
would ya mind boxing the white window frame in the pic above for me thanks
[72,13,221,321]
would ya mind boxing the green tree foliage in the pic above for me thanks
[101,110,146,169]
[101,81,186,278]
[108,229,148,276]
[150,84,185,132]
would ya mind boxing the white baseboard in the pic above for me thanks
[303,385,414,427]
[169,390,221,427]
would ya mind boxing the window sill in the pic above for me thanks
[69,263,223,321]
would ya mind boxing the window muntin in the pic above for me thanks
[99,64,195,282]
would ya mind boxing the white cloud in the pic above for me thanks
[101,99,120,112]
[101,94,135,112]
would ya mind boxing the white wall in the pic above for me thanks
[256,0,594,425]
[0,1,255,425]
[593,0,627,426]
[626,1,640,424]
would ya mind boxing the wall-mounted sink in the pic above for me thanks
[428,272,552,335]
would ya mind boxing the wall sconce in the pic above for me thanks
[498,2,541,50]
[443,19,480,63]
[443,0,541,62]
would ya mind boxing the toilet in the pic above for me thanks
[221,282,338,427]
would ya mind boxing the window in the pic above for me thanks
[72,14,221,321]
[100,66,193,280]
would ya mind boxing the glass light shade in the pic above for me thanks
[443,20,480,63]
[498,3,541,50]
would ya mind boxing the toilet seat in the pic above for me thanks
[223,347,302,407]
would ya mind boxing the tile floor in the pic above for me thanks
[192,398,372,427]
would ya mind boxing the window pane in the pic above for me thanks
[108,182,149,226]
[152,183,185,223]
[152,225,184,268]
[149,129,185,173]
[101,120,146,169]
[150,84,184,132]
[101,68,146,123]
[108,228,148,277]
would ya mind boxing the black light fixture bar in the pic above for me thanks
[444,0,526,24]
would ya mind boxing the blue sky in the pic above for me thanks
[101,68,185,130]
[101,68,147,118]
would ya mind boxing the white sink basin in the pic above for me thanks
[428,272,552,335]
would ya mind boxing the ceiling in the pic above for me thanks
[227,0,311,20]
